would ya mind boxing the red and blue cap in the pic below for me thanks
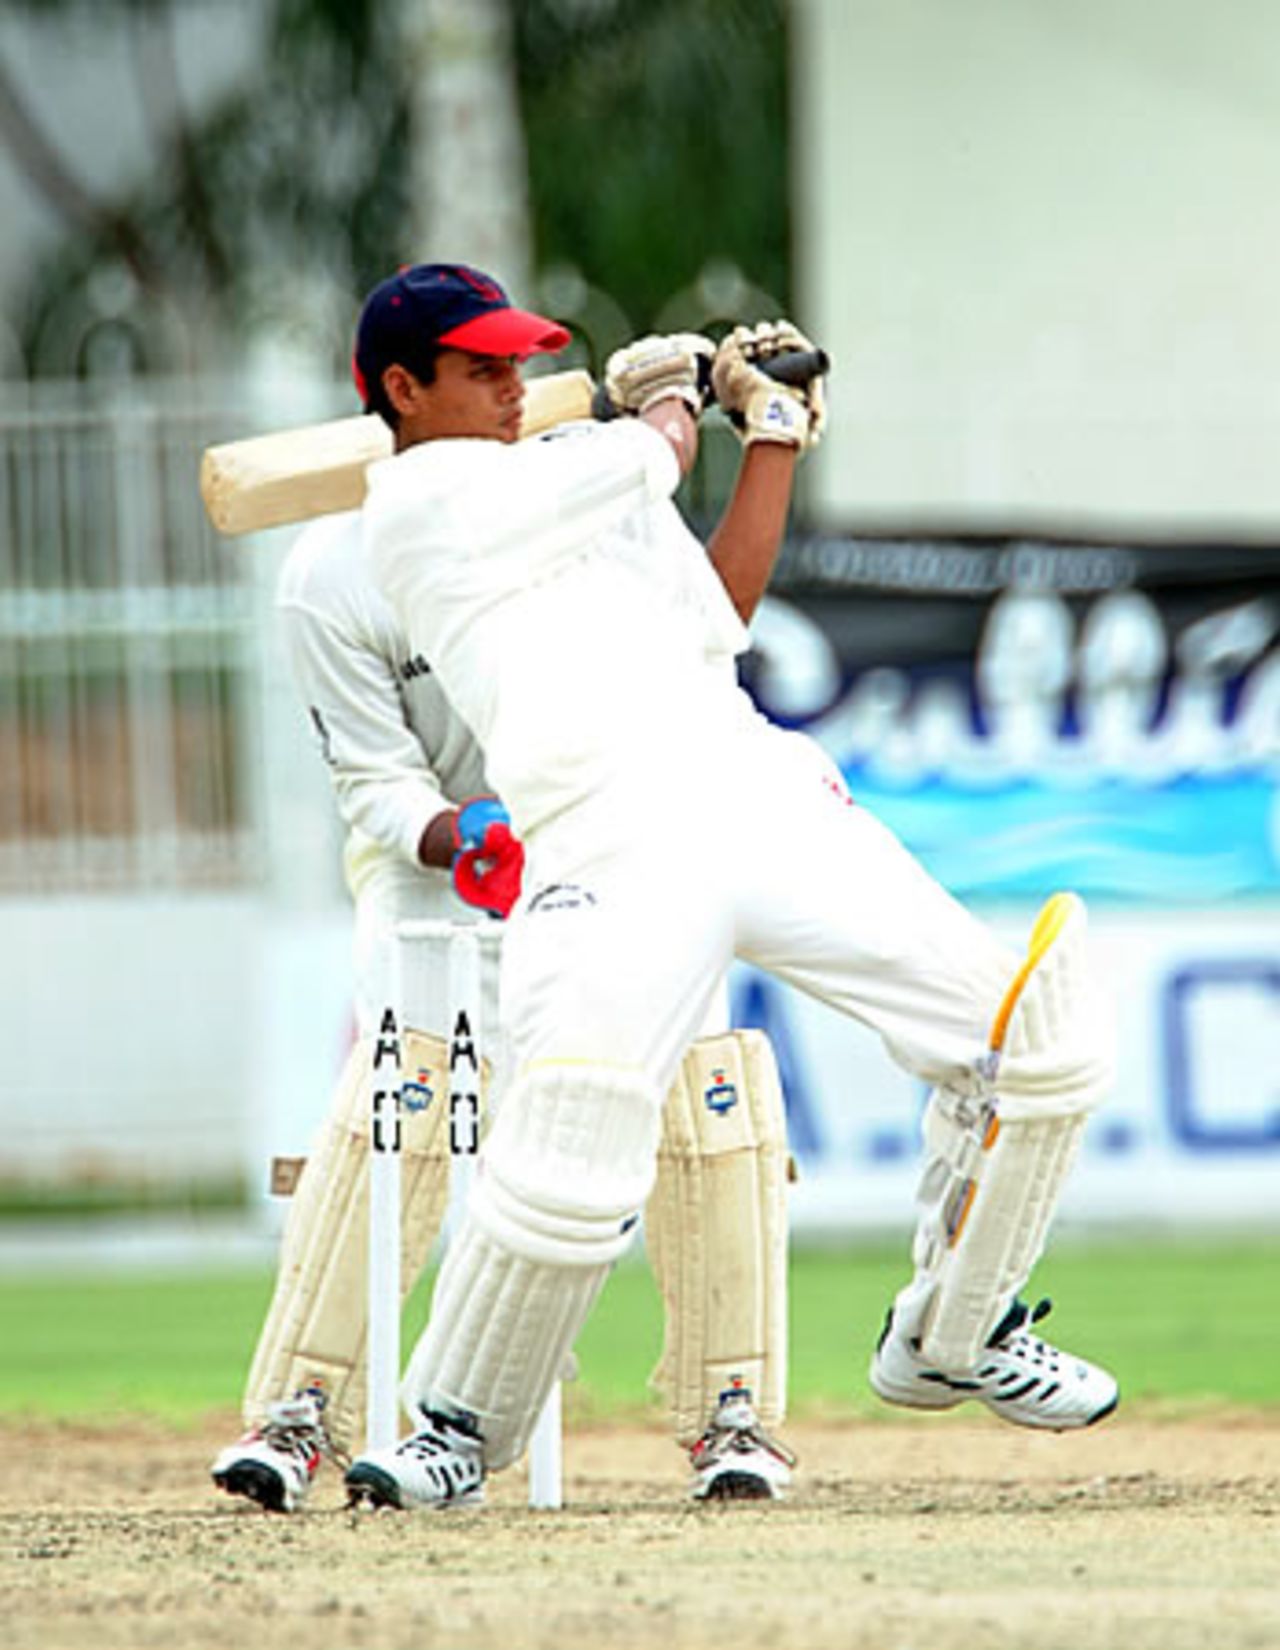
[352,262,570,410]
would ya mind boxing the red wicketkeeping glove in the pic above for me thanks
[450,796,525,919]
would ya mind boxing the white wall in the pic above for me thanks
[0,894,261,1186]
[793,0,1280,537]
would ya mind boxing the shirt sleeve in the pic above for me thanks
[278,592,452,868]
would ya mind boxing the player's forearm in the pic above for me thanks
[705,442,798,622]
[638,397,699,477]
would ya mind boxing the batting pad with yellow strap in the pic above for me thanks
[645,1029,791,1447]
[244,1029,463,1456]
[909,892,1114,1374]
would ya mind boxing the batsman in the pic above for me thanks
[324,263,1118,1511]
[210,269,797,1512]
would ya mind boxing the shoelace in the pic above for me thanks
[262,1393,349,1471]
[695,1410,797,1470]
[395,1410,481,1462]
[987,1295,1053,1348]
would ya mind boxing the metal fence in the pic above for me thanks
[0,381,272,893]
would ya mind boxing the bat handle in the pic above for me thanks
[701,346,831,404]
[756,347,830,390]
[592,345,830,423]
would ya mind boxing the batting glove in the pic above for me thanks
[711,320,827,452]
[601,331,715,418]
[451,796,524,919]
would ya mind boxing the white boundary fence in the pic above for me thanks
[0,380,266,894]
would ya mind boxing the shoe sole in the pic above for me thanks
[983,1389,1121,1432]
[213,1461,291,1514]
[344,1464,404,1510]
[869,1367,963,1412]
[873,1372,1121,1431]
[694,1469,779,1502]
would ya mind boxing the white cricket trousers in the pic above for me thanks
[499,718,1035,1106]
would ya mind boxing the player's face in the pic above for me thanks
[397,350,525,446]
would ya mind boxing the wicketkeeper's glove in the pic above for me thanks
[600,331,716,418]
[451,796,524,919]
[711,320,827,452]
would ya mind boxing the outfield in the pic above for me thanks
[3,1233,1277,1422]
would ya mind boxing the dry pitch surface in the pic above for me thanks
[2,1413,1277,1650]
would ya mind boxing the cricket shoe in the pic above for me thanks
[344,1409,485,1510]
[870,1296,1119,1431]
[211,1387,332,1513]
[689,1381,796,1501]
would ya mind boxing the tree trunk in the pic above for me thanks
[400,0,531,293]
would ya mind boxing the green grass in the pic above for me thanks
[1,1236,1277,1425]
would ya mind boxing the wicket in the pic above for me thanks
[367,917,564,1509]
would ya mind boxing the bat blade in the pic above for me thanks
[200,367,596,535]
[200,412,389,536]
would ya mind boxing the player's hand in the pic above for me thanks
[601,332,715,418]
[711,320,827,452]
[451,796,524,919]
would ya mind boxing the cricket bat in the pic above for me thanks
[199,349,829,537]
[200,367,596,535]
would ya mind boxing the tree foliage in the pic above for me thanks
[5,0,790,375]
[516,0,791,326]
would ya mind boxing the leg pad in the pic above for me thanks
[401,1062,662,1470]
[646,1031,789,1445]
[903,893,1111,1371]
[243,1030,454,1454]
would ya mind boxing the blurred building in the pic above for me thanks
[795,0,1280,539]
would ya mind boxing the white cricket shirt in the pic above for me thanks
[276,508,489,894]
[365,419,750,836]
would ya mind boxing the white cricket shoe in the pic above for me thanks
[211,1387,330,1513]
[344,1410,485,1510]
[870,1296,1119,1431]
[688,1381,796,1501]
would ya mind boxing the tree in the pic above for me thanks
[3,0,790,377]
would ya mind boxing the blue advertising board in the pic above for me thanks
[730,534,1279,1231]
[743,534,1278,903]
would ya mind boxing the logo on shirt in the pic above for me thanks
[527,882,598,913]
[401,654,432,681]
[538,423,593,444]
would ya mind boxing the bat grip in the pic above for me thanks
[754,347,831,391]
[593,345,830,422]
